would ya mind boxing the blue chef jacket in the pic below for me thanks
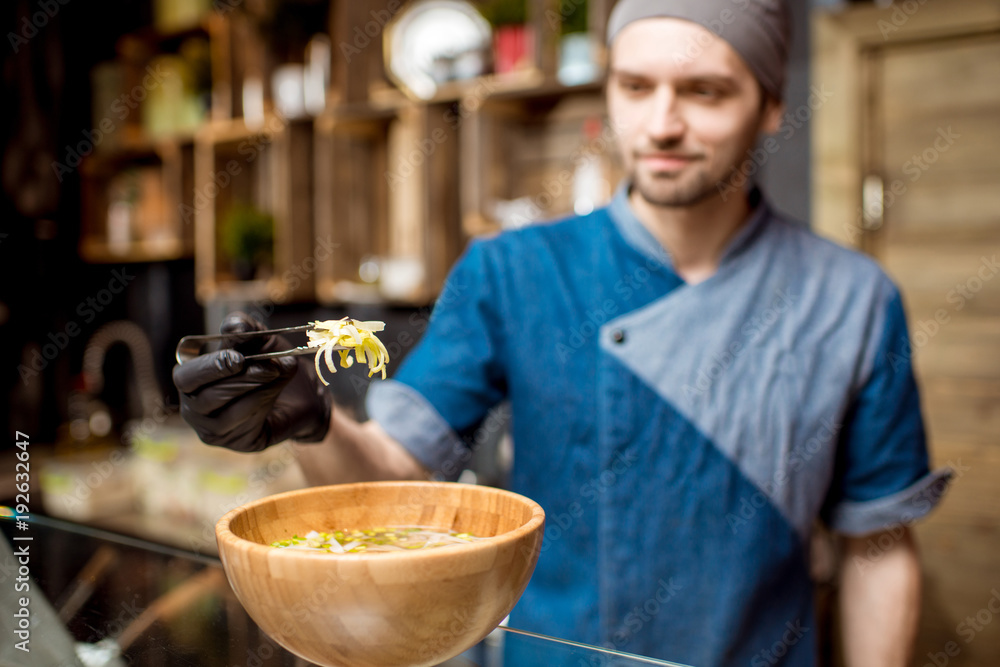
[367,184,951,666]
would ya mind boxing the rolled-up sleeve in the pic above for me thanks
[822,288,953,536]
[366,240,507,479]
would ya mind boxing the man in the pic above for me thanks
[174,1,951,664]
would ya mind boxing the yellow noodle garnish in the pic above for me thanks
[307,318,390,384]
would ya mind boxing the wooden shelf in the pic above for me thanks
[402,67,547,105]
[364,69,607,117]
[193,115,316,304]
[79,135,196,264]
[80,237,191,264]
[460,79,620,235]
[79,0,620,307]
[312,103,461,306]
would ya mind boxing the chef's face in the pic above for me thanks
[607,18,784,207]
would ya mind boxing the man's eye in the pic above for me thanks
[691,86,723,99]
[619,80,649,93]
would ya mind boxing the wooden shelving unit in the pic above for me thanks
[193,116,315,303]
[78,14,212,265]
[313,108,396,304]
[79,0,618,306]
[460,79,620,236]
[79,136,196,264]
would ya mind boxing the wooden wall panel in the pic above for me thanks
[881,113,1000,182]
[880,30,1000,667]
[882,241,1000,310]
[882,179,1000,242]
[926,388,1000,454]
[880,35,1000,123]
[813,5,1000,665]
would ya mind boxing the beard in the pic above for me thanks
[631,162,720,207]
[627,118,764,209]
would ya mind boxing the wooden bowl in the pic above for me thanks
[215,481,545,667]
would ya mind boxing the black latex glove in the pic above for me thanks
[173,312,332,452]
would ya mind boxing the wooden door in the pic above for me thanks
[870,30,1000,665]
[814,4,1000,665]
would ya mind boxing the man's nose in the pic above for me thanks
[646,87,686,142]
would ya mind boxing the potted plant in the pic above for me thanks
[220,202,274,281]
[478,0,533,75]
[555,0,598,85]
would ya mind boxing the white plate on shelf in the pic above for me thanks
[385,0,492,100]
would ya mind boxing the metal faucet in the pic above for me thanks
[77,321,162,437]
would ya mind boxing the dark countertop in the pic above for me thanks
[0,513,684,667]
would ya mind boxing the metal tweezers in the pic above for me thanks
[175,324,344,364]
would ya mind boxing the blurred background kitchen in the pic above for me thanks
[0,0,997,665]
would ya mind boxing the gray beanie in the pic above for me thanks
[606,0,791,100]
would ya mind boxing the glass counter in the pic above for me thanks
[0,513,688,667]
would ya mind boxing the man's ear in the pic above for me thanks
[760,96,785,135]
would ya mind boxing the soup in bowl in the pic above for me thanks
[215,481,545,667]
